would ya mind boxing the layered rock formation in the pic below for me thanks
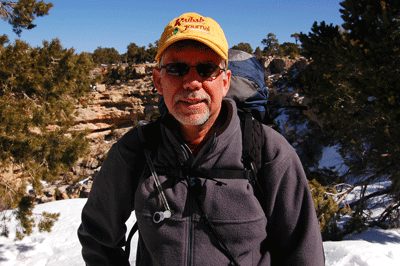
[34,65,160,203]
[34,56,309,203]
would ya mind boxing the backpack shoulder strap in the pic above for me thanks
[138,118,162,151]
[239,110,263,171]
[124,118,162,262]
[238,110,267,208]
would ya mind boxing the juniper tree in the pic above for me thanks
[0,0,53,36]
[126,42,147,64]
[1,0,94,239]
[298,0,400,232]
[231,42,253,54]
[279,42,300,58]
[291,33,300,45]
[145,41,158,63]
[92,46,121,65]
[261,33,281,56]
[253,47,263,59]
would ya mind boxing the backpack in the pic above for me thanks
[226,49,270,125]
[124,49,270,265]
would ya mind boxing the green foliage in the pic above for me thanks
[103,65,126,84]
[126,42,146,64]
[145,41,158,63]
[92,46,121,65]
[150,110,161,122]
[0,0,90,241]
[309,179,351,240]
[123,41,158,64]
[38,211,59,233]
[231,42,253,54]
[253,46,263,58]
[298,0,400,230]
[0,197,59,240]
[261,33,281,56]
[291,33,300,44]
[13,196,34,240]
[345,213,369,234]
[261,34,300,58]
[0,37,93,238]
[0,0,53,36]
[0,168,26,210]
[279,42,300,58]
[1,213,10,237]
[90,42,159,66]
[0,38,93,181]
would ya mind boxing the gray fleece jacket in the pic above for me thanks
[78,99,325,266]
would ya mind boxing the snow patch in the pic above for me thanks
[0,199,399,266]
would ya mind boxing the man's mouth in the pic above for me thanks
[174,91,211,109]
[181,98,205,104]
[179,99,206,110]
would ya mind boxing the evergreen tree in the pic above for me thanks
[1,0,94,239]
[145,41,158,63]
[253,46,263,58]
[126,42,147,64]
[231,42,253,54]
[0,0,53,36]
[92,46,121,65]
[261,33,281,56]
[279,42,299,58]
[298,0,400,231]
[291,33,300,45]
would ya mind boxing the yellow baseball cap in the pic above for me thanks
[155,12,228,62]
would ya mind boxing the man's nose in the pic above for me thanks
[182,68,202,90]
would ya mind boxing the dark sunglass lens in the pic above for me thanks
[197,64,218,78]
[166,63,190,77]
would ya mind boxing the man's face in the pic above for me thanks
[153,44,231,127]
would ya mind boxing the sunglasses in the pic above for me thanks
[160,63,225,79]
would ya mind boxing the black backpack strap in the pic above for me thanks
[239,111,267,206]
[239,110,263,170]
[155,167,251,181]
[124,118,162,262]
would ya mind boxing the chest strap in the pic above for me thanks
[155,167,252,180]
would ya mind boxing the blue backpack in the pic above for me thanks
[226,49,270,125]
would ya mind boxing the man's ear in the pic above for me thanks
[153,68,163,95]
[222,70,231,97]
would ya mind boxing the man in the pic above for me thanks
[78,12,325,265]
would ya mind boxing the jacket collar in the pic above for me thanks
[157,99,241,168]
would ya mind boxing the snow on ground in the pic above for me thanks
[0,199,137,266]
[1,198,399,266]
[325,228,400,266]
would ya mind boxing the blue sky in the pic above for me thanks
[0,0,344,54]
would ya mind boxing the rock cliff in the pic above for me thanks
[34,64,160,203]
[34,56,309,203]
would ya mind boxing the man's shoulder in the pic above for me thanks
[117,119,163,151]
[108,120,162,170]
[260,124,296,163]
[262,125,290,146]
[116,126,140,151]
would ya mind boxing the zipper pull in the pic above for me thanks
[188,176,196,187]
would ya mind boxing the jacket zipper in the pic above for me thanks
[187,191,193,266]
[180,144,194,266]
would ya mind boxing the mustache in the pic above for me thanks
[174,91,211,104]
